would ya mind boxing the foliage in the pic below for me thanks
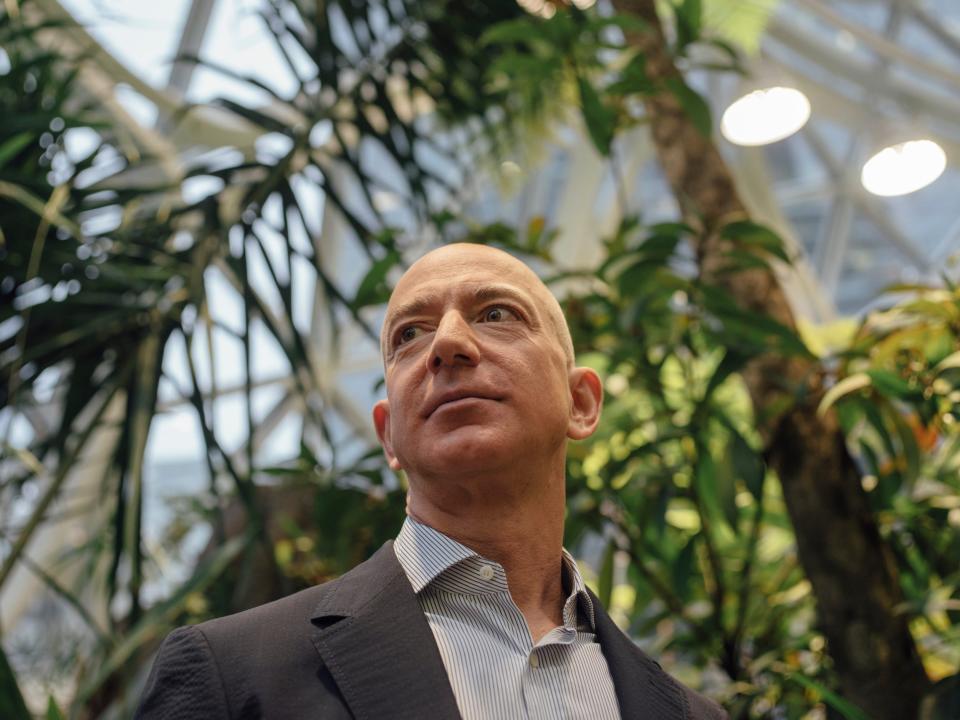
[822,281,960,684]
[0,0,533,714]
[1,1,958,718]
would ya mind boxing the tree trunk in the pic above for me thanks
[611,1,930,716]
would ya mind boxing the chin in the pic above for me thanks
[418,427,519,477]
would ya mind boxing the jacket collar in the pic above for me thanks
[309,541,686,720]
[309,541,461,720]
[588,587,688,719]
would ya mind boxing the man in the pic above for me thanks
[137,244,726,719]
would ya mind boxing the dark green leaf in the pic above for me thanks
[694,449,735,533]
[702,349,748,400]
[0,644,30,720]
[577,77,616,156]
[480,18,541,47]
[673,0,703,51]
[617,258,662,297]
[720,220,791,263]
[0,132,34,169]
[866,369,920,401]
[672,536,697,603]
[665,77,711,137]
[607,52,655,97]
[885,405,921,484]
[46,696,66,720]
[352,248,401,309]
[730,428,765,500]
[588,14,649,35]
[784,672,870,720]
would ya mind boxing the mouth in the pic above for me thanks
[424,391,503,418]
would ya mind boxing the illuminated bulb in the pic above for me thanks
[720,86,811,146]
[860,139,946,197]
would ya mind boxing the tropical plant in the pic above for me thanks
[1,0,958,718]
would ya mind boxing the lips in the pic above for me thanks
[423,389,503,418]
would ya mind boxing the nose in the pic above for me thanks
[427,311,479,373]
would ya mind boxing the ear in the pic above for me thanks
[566,366,603,440]
[373,399,403,471]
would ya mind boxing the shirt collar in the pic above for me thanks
[394,516,597,630]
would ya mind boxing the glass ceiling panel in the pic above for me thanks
[60,0,192,87]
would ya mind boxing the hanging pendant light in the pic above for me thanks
[860,138,947,197]
[721,85,811,147]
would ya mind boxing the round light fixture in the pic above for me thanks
[720,86,811,146]
[860,139,947,197]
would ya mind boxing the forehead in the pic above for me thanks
[387,246,544,313]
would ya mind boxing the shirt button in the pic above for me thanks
[529,653,539,668]
[478,564,495,580]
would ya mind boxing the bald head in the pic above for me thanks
[380,243,575,367]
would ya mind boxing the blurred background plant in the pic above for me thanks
[1,0,958,718]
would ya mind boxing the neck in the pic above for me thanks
[406,465,568,641]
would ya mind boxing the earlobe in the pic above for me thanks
[372,400,403,471]
[567,367,603,440]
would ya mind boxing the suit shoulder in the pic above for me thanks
[137,625,231,719]
[673,678,728,720]
[197,582,327,638]
[191,543,398,649]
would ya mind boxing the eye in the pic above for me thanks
[396,325,424,346]
[479,306,519,323]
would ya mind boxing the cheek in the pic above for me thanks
[386,371,424,435]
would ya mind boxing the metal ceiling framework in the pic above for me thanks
[754,0,960,312]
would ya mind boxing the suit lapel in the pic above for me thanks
[309,542,461,720]
[589,588,688,719]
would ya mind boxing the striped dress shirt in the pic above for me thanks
[394,517,621,720]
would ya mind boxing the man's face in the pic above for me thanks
[372,244,599,484]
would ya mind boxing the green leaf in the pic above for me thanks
[578,76,616,156]
[352,248,400,309]
[886,405,921,484]
[720,220,791,263]
[730,428,765,500]
[480,17,541,46]
[784,672,870,720]
[701,38,746,74]
[638,232,682,260]
[699,285,810,357]
[934,350,960,374]
[671,536,697,603]
[46,696,66,720]
[607,52,655,97]
[716,249,771,273]
[0,644,30,720]
[865,369,919,401]
[673,0,703,51]
[694,449,735,533]
[665,77,711,137]
[702,349,748,400]
[617,258,662,297]
[818,373,871,417]
[588,14,649,35]
[0,131,34,169]
[488,53,558,82]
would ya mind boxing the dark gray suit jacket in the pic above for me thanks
[137,542,726,719]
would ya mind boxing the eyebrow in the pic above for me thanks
[384,284,540,342]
